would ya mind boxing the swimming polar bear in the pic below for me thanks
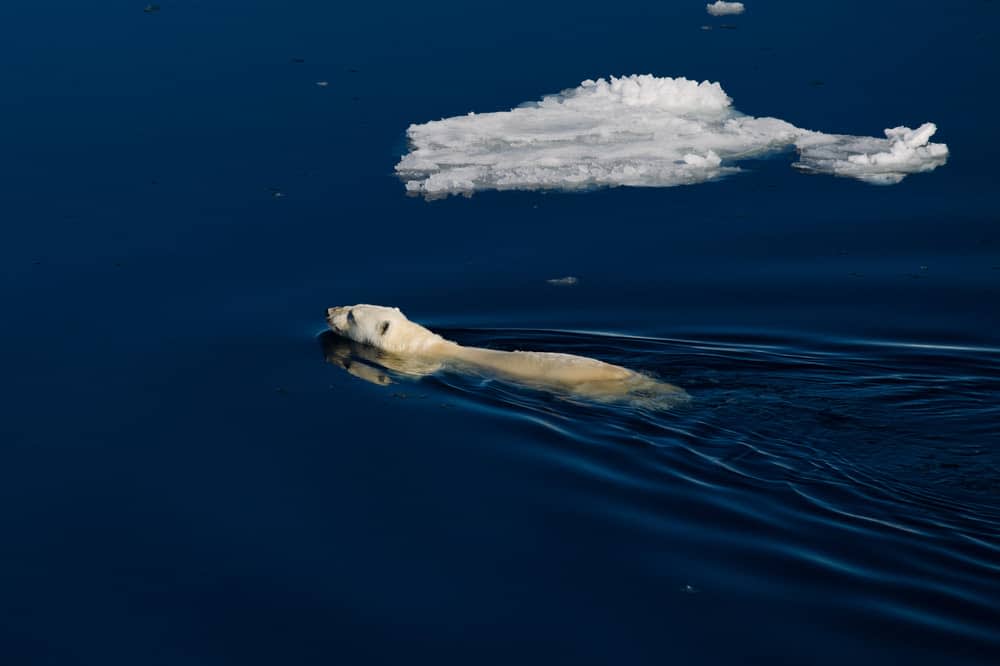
[325,304,688,408]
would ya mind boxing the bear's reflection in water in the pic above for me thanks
[321,333,442,386]
[319,331,689,410]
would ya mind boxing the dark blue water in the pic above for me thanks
[2,1,999,664]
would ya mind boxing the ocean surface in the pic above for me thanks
[2,1,999,664]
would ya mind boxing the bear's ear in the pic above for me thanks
[378,320,391,336]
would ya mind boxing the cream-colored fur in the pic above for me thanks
[326,304,687,408]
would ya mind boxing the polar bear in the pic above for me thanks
[325,304,687,408]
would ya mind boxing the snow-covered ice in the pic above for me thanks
[396,75,948,197]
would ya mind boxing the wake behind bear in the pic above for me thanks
[325,304,688,408]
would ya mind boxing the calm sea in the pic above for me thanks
[2,1,998,664]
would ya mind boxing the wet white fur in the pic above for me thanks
[326,304,687,405]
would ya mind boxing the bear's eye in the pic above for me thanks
[347,310,356,324]
[378,320,390,336]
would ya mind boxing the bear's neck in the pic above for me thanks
[417,336,462,356]
[420,334,517,370]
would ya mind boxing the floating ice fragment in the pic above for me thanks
[396,74,948,197]
[707,1,745,17]
[547,276,579,286]
[794,123,949,185]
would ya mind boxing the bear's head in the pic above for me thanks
[326,304,444,354]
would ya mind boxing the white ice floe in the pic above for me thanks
[706,1,745,17]
[395,74,948,197]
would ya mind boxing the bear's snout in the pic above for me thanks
[326,306,349,332]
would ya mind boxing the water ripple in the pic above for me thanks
[319,327,1000,651]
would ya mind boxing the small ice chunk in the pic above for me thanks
[547,276,579,286]
[794,123,949,184]
[706,1,745,17]
[316,80,329,87]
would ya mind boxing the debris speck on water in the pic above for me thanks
[547,276,579,286]
[143,4,160,13]
[316,81,329,87]
[291,57,305,64]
